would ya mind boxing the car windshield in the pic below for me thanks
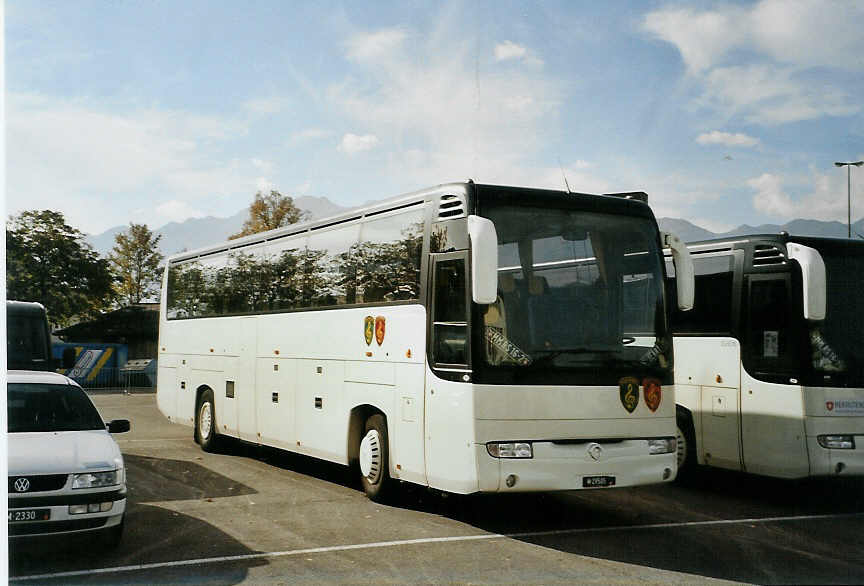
[7,314,50,369]
[7,383,105,433]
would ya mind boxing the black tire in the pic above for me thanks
[676,407,697,479]
[195,389,220,453]
[358,414,392,502]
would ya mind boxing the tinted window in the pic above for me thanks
[745,277,797,375]
[8,383,105,433]
[432,258,468,365]
[165,207,425,319]
[356,210,424,303]
[671,255,734,335]
[7,315,50,367]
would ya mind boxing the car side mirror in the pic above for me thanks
[107,419,131,434]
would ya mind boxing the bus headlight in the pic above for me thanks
[648,437,676,455]
[487,442,533,458]
[817,435,855,449]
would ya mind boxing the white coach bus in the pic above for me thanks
[157,181,694,500]
[669,234,864,478]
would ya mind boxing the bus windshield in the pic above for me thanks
[478,203,670,385]
[806,241,864,387]
[7,307,52,371]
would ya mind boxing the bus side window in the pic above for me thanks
[432,258,468,366]
[746,277,796,373]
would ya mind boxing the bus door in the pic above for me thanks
[739,274,809,477]
[425,252,475,490]
[230,317,259,442]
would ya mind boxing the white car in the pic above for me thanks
[7,370,129,544]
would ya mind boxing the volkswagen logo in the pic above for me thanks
[587,443,603,462]
[14,477,31,493]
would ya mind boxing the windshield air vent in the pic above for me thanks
[437,194,466,220]
[753,244,786,267]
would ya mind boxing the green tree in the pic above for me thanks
[229,190,307,240]
[110,223,164,304]
[6,210,115,326]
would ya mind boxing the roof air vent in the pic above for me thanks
[437,193,466,220]
[753,244,786,267]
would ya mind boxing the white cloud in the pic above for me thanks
[645,0,864,73]
[748,170,858,221]
[699,66,857,125]
[338,133,379,155]
[643,6,746,73]
[330,27,561,186]
[6,92,260,232]
[156,200,205,223]
[696,131,760,148]
[345,29,407,62]
[643,0,864,125]
[494,41,527,62]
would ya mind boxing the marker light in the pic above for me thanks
[487,442,533,458]
[818,435,855,449]
[648,437,676,455]
[68,502,113,515]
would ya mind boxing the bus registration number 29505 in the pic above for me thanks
[583,476,616,488]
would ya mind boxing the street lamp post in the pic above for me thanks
[835,161,864,238]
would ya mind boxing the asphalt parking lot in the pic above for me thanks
[9,392,864,584]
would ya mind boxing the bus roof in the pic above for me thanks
[7,300,47,314]
[168,181,655,264]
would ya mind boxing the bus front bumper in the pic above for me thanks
[476,440,677,492]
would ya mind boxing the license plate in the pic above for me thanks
[583,475,616,488]
[8,509,50,523]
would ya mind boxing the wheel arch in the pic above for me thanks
[347,404,388,467]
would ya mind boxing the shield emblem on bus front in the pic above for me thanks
[643,378,662,412]
[619,377,640,413]
[375,316,386,346]
[364,316,374,346]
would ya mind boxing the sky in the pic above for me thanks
[5,0,864,236]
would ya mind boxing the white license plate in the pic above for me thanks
[8,509,50,523]
[583,475,616,488]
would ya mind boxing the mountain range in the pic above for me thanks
[85,198,864,258]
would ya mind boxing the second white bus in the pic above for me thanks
[669,234,864,478]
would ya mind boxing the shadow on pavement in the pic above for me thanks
[432,470,864,585]
[10,504,268,584]
[124,454,258,502]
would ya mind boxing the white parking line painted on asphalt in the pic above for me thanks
[12,511,864,582]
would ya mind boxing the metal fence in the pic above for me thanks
[65,367,155,392]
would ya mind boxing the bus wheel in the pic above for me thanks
[196,389,220,453]
[676,408,696,477]
[359,414,392,502]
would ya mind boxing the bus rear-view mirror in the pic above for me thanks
[662,231,694,311]
[467,215,499,304]
[788,243,826,321]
